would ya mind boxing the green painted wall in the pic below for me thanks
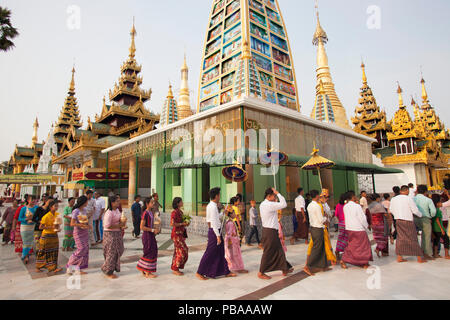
[210,166,237,205]
[252,165,286,203]
[300,170,322,193]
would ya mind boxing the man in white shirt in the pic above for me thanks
[292,188,309,244]
[196,187,236,280]
[304,190,329,276]
[258,188,293,280]
[389,185,426,263]
[93,192,106,243]
[341,191,373,269]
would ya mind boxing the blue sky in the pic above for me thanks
[1,0,449,161]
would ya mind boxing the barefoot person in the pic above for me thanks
[18,195,38,264]
[389,186,427,264]
[35,200,63,273]
[137,198,159,278]
[66,196,91,275]
[62,197,76,251]
[196,188,236,280]
[258,188,293,280]
[304,190,332,276]
[334,194,348,261]
[292,188,309,245]
[224,205,248,274]
[170,197,189,276]
[101,195,125,279]
[431,194,449,259]
[340,191,373,269]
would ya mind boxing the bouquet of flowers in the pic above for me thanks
[25,209,33,221]
[182,214,192,224]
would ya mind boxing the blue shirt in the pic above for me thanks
[18,206,38,225]
[131,202,142,218]
[414,194,436,219]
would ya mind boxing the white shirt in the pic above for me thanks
[259,194,287,230]
[344,201,369,232]
[360,197,368,212]
[206,201,223,237]
[308,201,327,229]
[389,194,422,221]
[442,200,450,222]
[294,195,305,212]
[93,197,106,220]
[409,188,416,199]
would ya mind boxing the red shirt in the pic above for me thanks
[171,209,186,239]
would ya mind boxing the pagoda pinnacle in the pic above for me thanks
[397,83,404,108]
[178,55,193,120]
[69,66,76,94]
[361,61,367,85]
[421,77,429,104]
[129,18,137,59]
[32,117,39,144]
[167,83,174,99]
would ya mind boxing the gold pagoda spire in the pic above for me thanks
[178,54,194,120]
[167,83,174,99]
[310,1,350,129]
[421,77,429,105]
[32,117,39,144]
[129,17,137,60]
[397,83,404,108]
[69,66,76,93]
[361,61,367,85]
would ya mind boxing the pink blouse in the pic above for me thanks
[103,209,122,231]
[335,203,345,223]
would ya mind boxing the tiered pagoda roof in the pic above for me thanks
[53,67,83,152]
[387,84,421,141]
[53,21,160,164]
[160,85,179,127]
[351,62,389,147]
[9,118,43,171]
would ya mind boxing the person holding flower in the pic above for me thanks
[170,197,190,276]
[36,200,62,273]
[18,195,38,264]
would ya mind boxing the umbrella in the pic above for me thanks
[301,145,335,189]
[222,161,248,183]
[259,148,289,189]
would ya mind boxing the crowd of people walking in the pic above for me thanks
[0,182,449,281]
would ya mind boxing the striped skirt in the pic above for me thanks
[395,219,423,257]
[20,224,35,260]
[36,233,59,271]
[63,223,75,249]
[101,231,124,275]
[336,221,348,253]
[342,230,373,266]
[137,231,158,273]
[67,228,89,270]
[372,213,389,254]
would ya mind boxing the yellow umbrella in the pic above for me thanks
[301,145,335,189]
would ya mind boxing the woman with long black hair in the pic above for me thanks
[66,196,90,275]
[170,197,189,276]
[137,197,159,278]
[101,195,125,279]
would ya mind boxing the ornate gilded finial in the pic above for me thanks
[242,40,251,60]
[397,82,404,108]
[421,77,429,103]
[411,95,416,106]
[361,60,367,84]
[129,17,137,59]
[313,0,328,46]
[69,65,76,93]
[182,52,188,71]
[167,83,174,99]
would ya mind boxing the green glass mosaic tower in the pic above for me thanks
[197,0,301,113]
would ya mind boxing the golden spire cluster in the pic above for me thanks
[129,17,137,60]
